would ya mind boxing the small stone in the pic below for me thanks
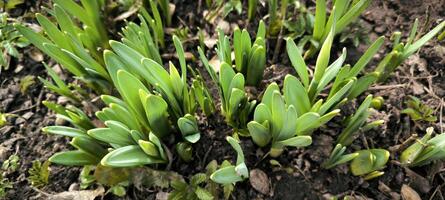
[14,64,24,73]
[15,117,26,125]
[22,112,34,120]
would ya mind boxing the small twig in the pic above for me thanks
[360,134,370,149]
[164,144,174,171]
[429,183,445,200]
[30,186,51,197]
[253,151,270,167]
[9,104,37,114]
[368,84,407,90]
[292,164,310,183]
[389,134,418,153]
[440,98,443,134]
[201,145,213,168]
[271,28,284,63]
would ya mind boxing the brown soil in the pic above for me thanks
[1,0,444,199]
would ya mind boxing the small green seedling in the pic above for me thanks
[322,144,359,169]
[28,160,50,188]
[169,173,214,200]
[375,19,445,82]
[215,21,267,86]
[401,96,437,122]
[400,127,445,167]
[350,149,389,180]
[210,137,248,184]
[337,95,384,146]
[247,80,318,157]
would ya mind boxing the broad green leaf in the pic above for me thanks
[169,63,184,99]
[336,0,371,34]
[332,153,359,167]
[15,24,52,53]
[36,14,71,51]
[227,136,245,164]
[54,0,90,28]
[318,79,354,115]
[101,95,126,107]
[247,121,271,147]
[43,43,85,77]
[350,149,389,176]
[101,145,165,167]
[70,136,107,157]
[253,103,272,123]
[277,135,312,147]
[313,0,326,40]
[42,126,86,138]
[317,48,347,93]
[87,123,134,146]
[400,127,433,165]
[195,187,214,200]
[138,140,160,157]
[348,36,385,77]
[234,28,243,72]
[228,73,245,99]
[256,20,266,39]
[149,133,167,161]
[404,21,445,58]
[54,4,77,36]
[277,105,298,140]
[178,114,200,143]
[173,35,186,82]
[116,70,150,125]
[210,166,243,184]
[262,82,280,109]
[109,41,151,81]
[219,62,236,101]
[284,75,311,116]
[50,150,99,166]
[271,91,285,138]
[313,23,335,83]
[286,38,309,87]
[246,45,266,86]
[348,72,379,99]
[141,91,171,138]
[295,112,320,135]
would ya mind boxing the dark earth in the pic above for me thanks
[0,0,444,199]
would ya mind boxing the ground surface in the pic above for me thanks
[0,0,444,199]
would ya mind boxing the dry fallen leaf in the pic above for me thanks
[411,81,425,95]
[208,55,221,73]
[249,169,270,195]
[217,20,230,34]
[168,3,176,18]
[401,184,421,200]
[47,186,104,200]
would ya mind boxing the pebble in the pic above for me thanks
[249,169,270,195]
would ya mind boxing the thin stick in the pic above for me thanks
[440,98,443,134]
[368,84,407,90]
